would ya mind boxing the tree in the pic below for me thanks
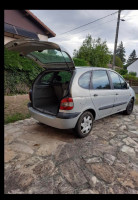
[73,34,111,67]
[110,55,123,68]
[126,50,137,66]
[116,41,126,64]
[73,58,89,66]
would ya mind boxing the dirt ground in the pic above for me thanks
[4,94,29,119]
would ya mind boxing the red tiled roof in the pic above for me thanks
[25,10,56,38]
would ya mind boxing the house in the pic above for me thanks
[4,10,56,44]
[127,59,138,77]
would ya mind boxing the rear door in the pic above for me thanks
[5,39,75,70]
[108,70,130,113]
[90,70,116,119]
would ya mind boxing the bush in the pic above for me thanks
[4,48,44,95]
[118,69,128,75]
[123,74,138,81]
[73,58,89,66]
[129,71,137,77]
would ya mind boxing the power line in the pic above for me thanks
[53,18,117,40]
[50,13,137,41]
[57,10,118,36]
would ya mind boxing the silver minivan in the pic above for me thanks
[5,39,136,138]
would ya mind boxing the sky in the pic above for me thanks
[30,10,138,61]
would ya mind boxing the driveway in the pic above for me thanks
[4,106,138,194]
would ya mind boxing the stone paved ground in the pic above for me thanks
[4,106,138,194]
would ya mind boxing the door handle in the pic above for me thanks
[94,94,98,97]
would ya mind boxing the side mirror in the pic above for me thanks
[127,82,130,89]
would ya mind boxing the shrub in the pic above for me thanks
[123,74,138,81]
[4,48,44,95]
[129,71,137,77]
[73,58,89,66]
[118,69,128,75]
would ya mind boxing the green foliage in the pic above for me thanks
[118,68,128,75]
[135,94,138,105]
[129,71,137,77]
[122,74,138,81]
[4,112,31,124]
[127,50,137,66]
[73,58,89,66]
[116,41,126,64]
[58,71,72,83]
[4,48,44,95]
[110,55,123,68]
[73,35,111,68]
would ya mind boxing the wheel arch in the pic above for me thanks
[82,108,96,120]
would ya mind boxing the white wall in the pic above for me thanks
[38,34,48,41]
[127,60,138,77]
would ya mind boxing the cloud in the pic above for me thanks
[31,10,138,59]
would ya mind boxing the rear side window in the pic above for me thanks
[92,70,110,89]
[40,71,72,85]
[40,72,54,84]
[109,71,122,89]
[30,50,72,64]
[58,71,72,83]
[78,72,91,89]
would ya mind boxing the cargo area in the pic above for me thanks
[32,70,73,115]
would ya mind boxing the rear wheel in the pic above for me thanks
[75,111,94,138]
[123,98,134,115]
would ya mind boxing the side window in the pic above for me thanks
[92,70,110,89]
[58,71,72,83]
[109,71,122,89]
[40,72,54,84]
[119,76,127,89]
[78,72,91,89]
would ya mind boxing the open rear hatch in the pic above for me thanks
[5,38,75,70]
[5,39,75,115]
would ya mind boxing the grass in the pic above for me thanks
[4,113,31,124]
[4,94,30,124]
[135,94,138,105]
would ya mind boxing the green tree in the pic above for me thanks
[73,58,89,66]
[73,34,111,67]
[116,41,126,64]
[126,50,137,66]
[110,55,123,68]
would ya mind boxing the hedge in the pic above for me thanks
[4,48,44,95]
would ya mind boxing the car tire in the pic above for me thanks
[123,98,134,115]
[75,111,94,138]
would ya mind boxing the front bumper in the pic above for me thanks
[28,103,80,129]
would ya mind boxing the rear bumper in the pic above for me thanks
[28,103,80,129]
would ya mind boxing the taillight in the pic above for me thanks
[29,90,32,101]
[60,97,74,110]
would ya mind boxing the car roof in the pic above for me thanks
[75,66,114,72]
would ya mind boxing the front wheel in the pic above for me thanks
[123,98,134,115]
[75,111,94,138]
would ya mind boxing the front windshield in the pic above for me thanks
[28,49,71,64]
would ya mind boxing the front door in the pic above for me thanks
[90,70,116,119]
[108,71,130,113]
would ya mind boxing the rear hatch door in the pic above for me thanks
[5,39,75,70]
